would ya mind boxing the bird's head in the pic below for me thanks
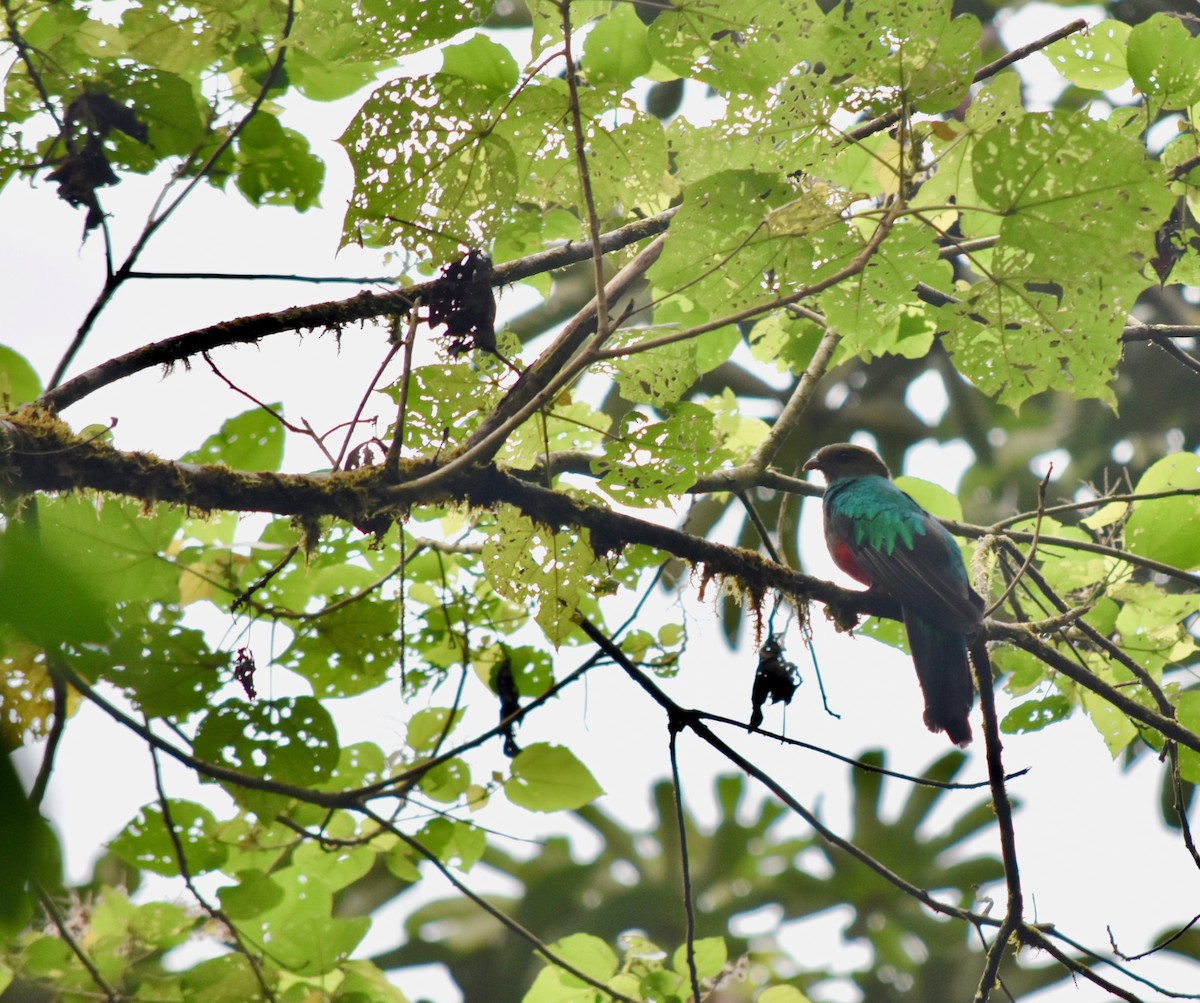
[803,443,892,483]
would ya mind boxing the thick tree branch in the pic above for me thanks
[38,212,675,414]
[8,412,1200,756]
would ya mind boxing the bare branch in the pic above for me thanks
[561,0,611,342]
[39,211,674,414]
[35,885,119,1003]
[47,0,299,390]
[359,806,640,1003]
[970,639,1022,1002]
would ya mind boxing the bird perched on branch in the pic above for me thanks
[803,443,984,746]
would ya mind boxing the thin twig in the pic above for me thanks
[700,709,1028,790]
[560,0,610,342]
[983,467,1051,619]
[359,807,639,1003]
[668,725,703,1003]
[47,0,299,389]
[1168,743,1200,871]
[1151,335,1200,377]
[575,615,992,927]
[1019,925,1159,1003]
[337,340,402,471]
[384,310,420,479]
[124,270,398,285]
[2,0,63,132]
[30,667,68,809]
[203,351,338,468]
[231,544,301,613]
[1110,911,1200,964]
[846,19,1089,145]
[147,731,277,999]
[35,884,119,1002]
[736,491,782,564]
[970,638,1022,1002]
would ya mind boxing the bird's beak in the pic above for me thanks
[802,457,820,473]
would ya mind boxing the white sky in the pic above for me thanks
[4,4,1199,1001]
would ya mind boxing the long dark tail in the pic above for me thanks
[903,607,975,746]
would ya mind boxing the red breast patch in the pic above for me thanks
[830,537,872,586]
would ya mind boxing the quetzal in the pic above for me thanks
[803,443,984,746]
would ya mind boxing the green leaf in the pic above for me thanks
[1045,20,1131,91]
[1080,686,1140,757]
[340,73,518,258]
[193,697,340,791]
[34,494,182,606]
[418,757,472,803]
[91,613,227,718]
[101,66,207,163]
[385,841,421,883]
[182,954,263,1002]
[1111,582,1200,637]
[903,13,982,114]
[441,34,518,96]
[110,801,227,876]
[1000,696,1072,734]
[647,169,786,317]
[582,4,652,90]
[595,404,729,505]
[759,987,815,1003]
[482,505,603,644]
[182,404,285,471]
[585,112,676,217]
[498,396,612,471]
[1124,452,1200,570]
[417,817,486,870]
[225,866,369,975]
[0,755,58,931]
[506,743,604,812]
[334,960,413,1003]
[749,314,823,375]
[235,113,325,211]
[892,476,963,522]
[672,937,727,980]
[1127,14,1200,111]
[0,345,42,406]
[610,336,702,409]
[406,707,465,753]
[218,869,286,919]
[522,965,600,1003]
[552,932,619,980]
[292,837,375,891]
[0,526,109,648]
[386,362,503,454]
[1177,691,1200,784]
[948,114,1173,408]
[284,597,401,697]
[823,221,949,363]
